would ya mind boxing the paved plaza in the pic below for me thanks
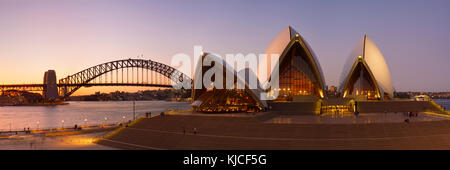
[97,112,450,150]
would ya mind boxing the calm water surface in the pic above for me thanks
[0,101,190,131]
[434,99,450,110]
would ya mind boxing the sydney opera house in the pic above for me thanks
[339,35,394,101]
[191,26,394,113]
[100,26,449,151]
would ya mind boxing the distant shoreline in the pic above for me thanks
[0,102,68,107]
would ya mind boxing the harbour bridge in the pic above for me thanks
[0,58,192,100]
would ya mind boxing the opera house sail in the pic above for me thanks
[339,35,394,100]
[191,53,268,113]
[262,26,326,101]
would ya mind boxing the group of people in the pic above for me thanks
[404,111,419,123]
[404,111,419,117]
[23,127,31,134]
[182,127,198,135]
[145,112,152,118]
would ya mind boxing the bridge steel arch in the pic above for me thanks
[58,59,191,98]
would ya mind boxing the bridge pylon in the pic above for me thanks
[43,70,59,101]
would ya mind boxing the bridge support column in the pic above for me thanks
[43,70,59,101]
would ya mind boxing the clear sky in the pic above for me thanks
[0,0,449,94]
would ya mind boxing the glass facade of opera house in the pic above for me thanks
[191,26,394,113]
[275,32,325,101]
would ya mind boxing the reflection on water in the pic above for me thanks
[268,112,450,124]
[0,101,190,131]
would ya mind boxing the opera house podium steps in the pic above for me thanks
[269,101,321,115]
[356,101,446,114]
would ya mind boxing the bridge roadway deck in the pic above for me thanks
[97,113,450,150]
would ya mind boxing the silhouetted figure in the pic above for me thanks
[183,127,186,135]
[194,128,197,135]
[74,124,78,130]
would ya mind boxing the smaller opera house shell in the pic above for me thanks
[191,53,268,113]
[339,35,394,100]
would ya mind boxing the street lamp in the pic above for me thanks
[36,121,40,130]
[122,116,126,123]
[133,101,136,120]
[104,117,108,127]
[84,118,88,127]
[61,120,65,129]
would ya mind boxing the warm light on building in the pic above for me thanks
[339,35,393,100]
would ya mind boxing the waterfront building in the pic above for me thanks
[191,53,267,113]
[261,26,326,102]
[339,35,394,100]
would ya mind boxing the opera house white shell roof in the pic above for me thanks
[339,35,394,99]
[260,26,326,97]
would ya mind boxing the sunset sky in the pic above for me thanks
[0,0,449,95]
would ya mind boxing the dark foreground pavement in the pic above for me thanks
[97,114,450,150]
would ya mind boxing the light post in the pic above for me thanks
[104,117,108,127]
[61,120,65,129]
[133,101,136,120]
[36,121,40,130]
[122,116,126,123]
[84,118,88,127]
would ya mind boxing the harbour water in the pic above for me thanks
[0,101,191,131]
[1,99,448,132]
[434,99,450,110]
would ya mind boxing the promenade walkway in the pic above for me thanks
[97,113,450,150]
